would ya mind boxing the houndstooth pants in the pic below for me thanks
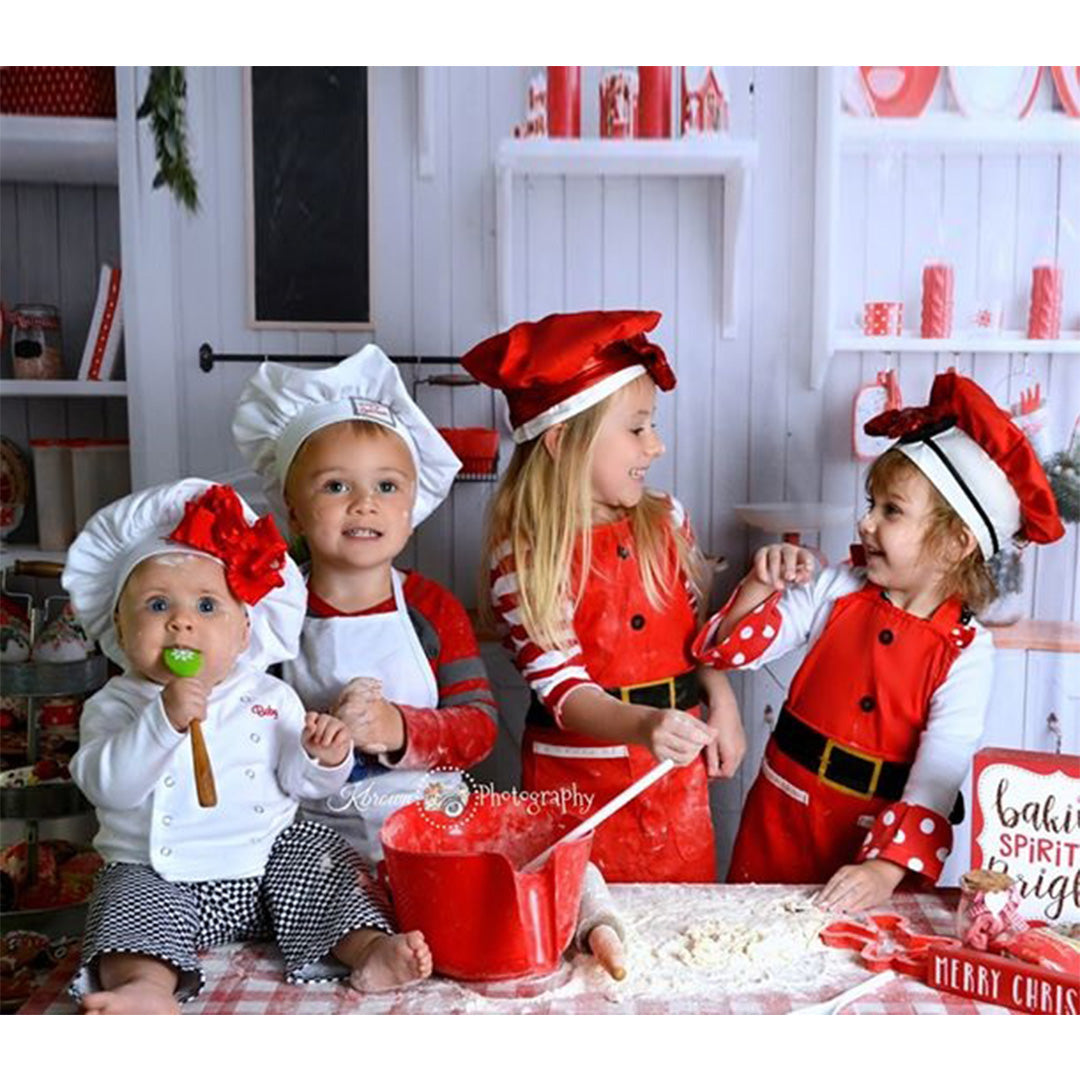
[71,820,394,1003]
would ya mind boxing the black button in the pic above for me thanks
[878,629,894,645]
[616,545,631,559]
[630,614,646,630]
[859,695,875,712]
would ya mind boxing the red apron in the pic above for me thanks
[728,585,964,884]
[521,517,715,883]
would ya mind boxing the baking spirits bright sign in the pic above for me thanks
[972,748,1080,923]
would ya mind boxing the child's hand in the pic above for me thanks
[705,705,746,779]
[161,677,208,734]
[814,858,907,913]
[751,543,816,592]
[303,711,352,767]
[336,695,406,756]
[638,708,716,766]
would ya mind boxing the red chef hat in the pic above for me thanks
[865,371,1064,557]
[460,310,675,443]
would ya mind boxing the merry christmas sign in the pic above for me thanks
[972,748,1080,923]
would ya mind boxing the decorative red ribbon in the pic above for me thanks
[168,484,287,605]
[863,402,954,441]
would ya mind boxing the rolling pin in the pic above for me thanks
[576,862,627,980]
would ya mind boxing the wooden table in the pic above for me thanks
[18,885,1016,1015]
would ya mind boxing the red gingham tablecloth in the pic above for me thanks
[17,886,1012,1015]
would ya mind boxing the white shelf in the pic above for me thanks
[497,136,759,176]
[832,331,1080,355]
[1,379,128,398]
[0,115,118,185]
[496,136,758,337]
[839,113,1080,155]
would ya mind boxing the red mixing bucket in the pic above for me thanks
[380,799,592,981]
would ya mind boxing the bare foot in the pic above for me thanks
[349,930,432,993]
[82,978,181,1015]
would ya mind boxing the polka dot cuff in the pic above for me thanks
[692,590,783,669]
[857,801,953,883]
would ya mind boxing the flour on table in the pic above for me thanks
[447,884,862,1009]
[640,889,831,985]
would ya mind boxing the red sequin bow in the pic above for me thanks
[863,403,955,441]
[168,484,286,605]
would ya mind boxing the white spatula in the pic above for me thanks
[521,758,675,873]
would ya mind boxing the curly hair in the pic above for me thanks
[866,449,998,614]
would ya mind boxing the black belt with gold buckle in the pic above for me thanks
[525,671,700,729]
[607,671,700,711]
[773,707,908,801]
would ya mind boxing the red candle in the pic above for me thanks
[921,263,954,338]
[637,66,672,138]
[1028,264,1063,339]
[546,67,581,138]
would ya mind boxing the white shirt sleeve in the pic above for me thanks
[273,683,353,801]
[69,680,185,811]
[722,565,861,672]
[902,628,994,816]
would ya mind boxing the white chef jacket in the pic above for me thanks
[70,666,352,882]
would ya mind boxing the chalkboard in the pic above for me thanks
[245,67,371,329]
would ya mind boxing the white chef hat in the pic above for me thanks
[62,478,306,671]
[231,344,461,526]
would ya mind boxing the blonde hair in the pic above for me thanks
[482,376,707,650]
[866,449,997,614]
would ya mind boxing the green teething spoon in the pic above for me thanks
[163,646,203,678]
[161,646,216,807]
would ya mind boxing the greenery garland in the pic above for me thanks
[136,67,199,212]
[1044,445,1080,524]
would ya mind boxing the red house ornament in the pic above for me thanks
[971,747,1080,924]
[681,66,729,136]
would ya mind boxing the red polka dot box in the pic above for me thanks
[1,67,116,118]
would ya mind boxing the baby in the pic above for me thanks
[63,479,432,1013]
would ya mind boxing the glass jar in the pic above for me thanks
[10,304,63,379]
[957,869,1019,949]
